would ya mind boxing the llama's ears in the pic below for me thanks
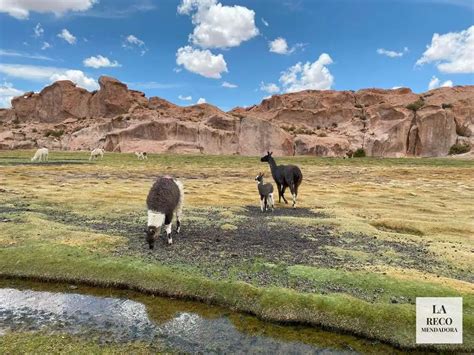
[270,151,273,155]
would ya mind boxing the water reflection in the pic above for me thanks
[0,283,399,354]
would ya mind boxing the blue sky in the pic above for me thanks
[0,0,473,110]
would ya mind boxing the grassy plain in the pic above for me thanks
[0,150,472,350]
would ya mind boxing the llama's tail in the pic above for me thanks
[174,179,184,217]
[294,168,303,193]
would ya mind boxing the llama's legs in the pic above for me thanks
[260,196,265,212]
[281,186,289,204]
[264,196,268,211]
[289,183,297,208]
[276,183,282,203]
[268,193,274,211]
[165,213,173,244]
[176,210,182,233]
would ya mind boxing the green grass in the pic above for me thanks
[0,333,167,354]
[0,244,472,351]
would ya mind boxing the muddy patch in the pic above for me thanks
[1,201,471,289]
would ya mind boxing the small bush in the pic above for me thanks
[406,98,425,112]
[442,103,453,109]
[32,128,37,133]
[12,118,20,124]
[45,129,64,138]
[353,148,366,158]
[317,132,327,137]
[355,104,363,109]
[331,122,338,128]
[449,143,470,155]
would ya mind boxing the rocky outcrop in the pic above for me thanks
[0,76,472,157]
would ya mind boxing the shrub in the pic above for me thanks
[442,103,453,109]
[45,129,64,138]
[32,128,37,133]
[448,143,470,155]
[353,148,366,158]
[355,104,363,109]
[406,98,425,112]
[332,122,338,128]
[317,132,327,137]
[12,118,20,124]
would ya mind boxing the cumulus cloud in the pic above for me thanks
[83,55,121,68]
[57,29,76,44]
[41,42,51,50]
[222,81,237,88]
[260,81,280,94]
[178,0,259,49]
[416,25,474,73]
[279,53,334,92]
[269,37,290,55]
[0,0,96,19]
[122,34,148,55]
[0,82,23,108]
[176,46,228,79]
[196,97,206,104]
[0,63,98,91]
[376,47,408,58]
[33,23,43,38]
[428,76,453,90]
[269,37,305,55]
[178,95,192,101]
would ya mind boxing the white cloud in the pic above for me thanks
[222,81,237,88]
[0,49,52,61]
[33,23,43,38]
[178,95,193,101]
[269,37,293,55]
[0,64,98,91]
[178,0,259,49]
[260,81,280,94]
[416,25,474,73]
[376,47,408,58]
[0,0,96,19]
[176,46,228,79]
[83,55,121,68]
[57,29,76,44]
[41,42,51,50]
[122,34,148,55]
[49,70,98,91]
[261,18,269,27]
[0,82,23,108]
[269,37,305,55]
[428,75,453,90]
[197,97,206,104]
[279,53,334,93]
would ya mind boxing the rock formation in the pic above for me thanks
[0,76,472,157]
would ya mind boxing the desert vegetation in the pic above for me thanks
[0,150,472,351]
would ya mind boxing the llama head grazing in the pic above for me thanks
[260,151,273,162]
[146,226,158,249]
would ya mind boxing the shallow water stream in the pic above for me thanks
[0,280,401,354]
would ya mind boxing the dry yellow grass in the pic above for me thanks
[0,150,473,293]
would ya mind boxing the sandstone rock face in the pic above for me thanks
[1,76,472,157]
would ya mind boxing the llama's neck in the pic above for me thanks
[267,157,278,172]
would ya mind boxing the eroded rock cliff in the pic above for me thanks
[0,76,472,157]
